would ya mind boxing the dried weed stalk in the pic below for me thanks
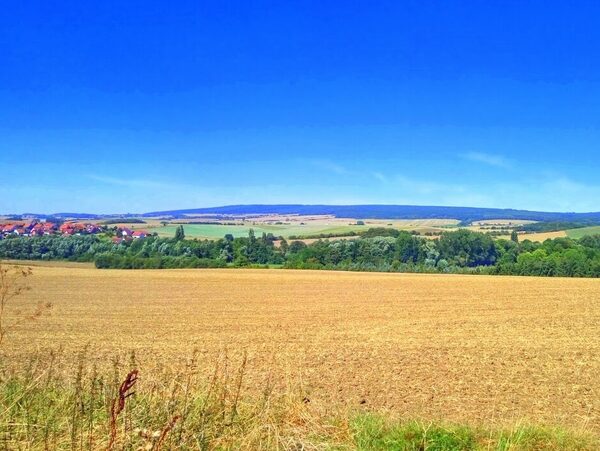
[153,414,181,450]
[107,369,138,450]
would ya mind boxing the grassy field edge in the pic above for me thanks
[1,355,598,450]
[350,414,598,450]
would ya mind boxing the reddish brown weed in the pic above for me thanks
[107,369,138,450]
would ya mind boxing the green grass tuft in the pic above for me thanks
[351,415,475,450]
[349,414,598,451]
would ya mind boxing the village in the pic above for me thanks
[0,220,152,242]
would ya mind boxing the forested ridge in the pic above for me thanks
[141,204,600,223]
[2,227,600,277]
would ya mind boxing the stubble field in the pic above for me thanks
[5,265,600,437]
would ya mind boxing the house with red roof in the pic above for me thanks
[43,222,57,234]
[60,222,87,235]
[132,230,150,239]
[1,220,101,238]
[85,224,101,234]
[13,227,28,236]
[30,223,45,236]
[2,224,17,234]
[118,227,134,237]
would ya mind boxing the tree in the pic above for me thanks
[288,240,307,253]
[395,232,424,263]
[174,225,185,241]
[437,229,497,267]
[279,238,289,254]
[511,230,519,243]
[362,227,400,238]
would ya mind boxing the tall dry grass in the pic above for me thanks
[1,348,599,450]
[0,348,337,450]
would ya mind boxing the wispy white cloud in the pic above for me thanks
[393,175,467,195]
[307,159,390,184]
[359,174,493,207]
[308,159,351,175]
[87,174,173,190]
[4,171,600,213]
[371,171,388,183]
[5,164,591,214]
[461,151,512,169]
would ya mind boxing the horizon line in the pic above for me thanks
[3,203,597,217]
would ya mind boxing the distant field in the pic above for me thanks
[148,218,458,239]
[471,219,537,226]
[0,259,94,268]
[467,219,537,237]
[520,226,600,242]
[138,218,600,241]
[5,265,600,433]
[90,218,164,229]
[566,225,600,239]
[150,223,369,238]
[522,230,568,242]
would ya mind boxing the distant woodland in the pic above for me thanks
[2,227,600,277]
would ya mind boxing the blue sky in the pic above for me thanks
[2,1,600,213]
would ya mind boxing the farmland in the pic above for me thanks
[520,230,568,242]
[567,226,600,239]
[516,226,600,242]
[146,217,458,239]
[2,264,599,448]
[152,222,366,239]
[64,216,460,239]
[96,216,600,243]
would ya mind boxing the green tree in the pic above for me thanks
[174,225,185,241]
[279,238,289,254]
[437,229,497,267]
[510,230,519,243]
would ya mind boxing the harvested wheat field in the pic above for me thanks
[521,231,568,242]
[4,265,600,437]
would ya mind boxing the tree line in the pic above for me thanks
[2,228,600,277]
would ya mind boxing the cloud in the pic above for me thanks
[461,152,512,169]
[371,171,388,183]
[87,174,173,190]
[363,174,493,207]
[307,160,390,183]
[393,175,467,196]
[308,159,351,175]
[4,171,600,214]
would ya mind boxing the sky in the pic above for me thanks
[2,1,600,214]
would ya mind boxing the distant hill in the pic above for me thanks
[15,213,102,220]
[142,205,600,223]
[13,213,138,220]
[9,205,600,224]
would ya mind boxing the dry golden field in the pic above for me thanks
[521,231,568,242]
[4,265,600,436]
